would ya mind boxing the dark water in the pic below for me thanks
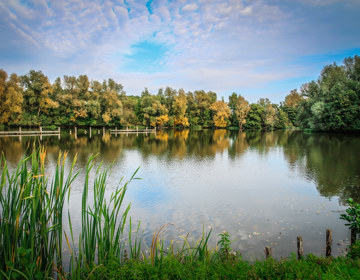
[1,129,360,260]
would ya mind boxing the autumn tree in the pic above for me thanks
[0,70,23,124]
[257,98,277,130]
[100,87,123,125]
[210,101,231,128]
[173,89,189,127]
[228,93,250,130]
[282,89,304,126]
[139,90,168,127]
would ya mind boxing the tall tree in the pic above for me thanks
[21,70,58,122]
[210,101,231,128]
[229,93,250,130]
[0,70,23,124]
[173,89,189,127]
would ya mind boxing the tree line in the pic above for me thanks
[0,55,359,131]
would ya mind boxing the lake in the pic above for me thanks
[1,129,359,260]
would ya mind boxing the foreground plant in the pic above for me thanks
[340,198,360,235]
[0,147,138,279]
[0,147,77,278]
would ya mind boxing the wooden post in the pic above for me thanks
[297,236,303,260]
[326,229,332,257]
[98,130,100,135]
[103,127,105,135]
[126,126,128,131]
[89,127,92,138]
[58,126,60,134]
[40,126,42,134]
[265,247,272,259]
[75,126,77,139]
[351,229,357,245]
[19,126,21,133]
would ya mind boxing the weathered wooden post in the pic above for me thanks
[326,229,332,257]
[297,236,303,260]
[103,127,105,135]
[58,126,60,134]
[19,126,21,133]
[40,126,42,134]
[89,127,92,138]
[351,229,356,245]
[265,247,272,259]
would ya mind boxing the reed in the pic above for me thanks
[0,147,139,278]
[0,146,77,278]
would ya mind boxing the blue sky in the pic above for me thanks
[0,0,359,103]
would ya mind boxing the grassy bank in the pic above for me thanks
[1,148,360,279]
[85,255,360,279]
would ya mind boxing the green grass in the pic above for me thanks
[85,254,360,279]
[1,147,360,279]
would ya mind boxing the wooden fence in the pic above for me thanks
[264,228,356,259]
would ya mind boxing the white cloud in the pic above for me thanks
[181,3,198,12]
[0,0,359,103]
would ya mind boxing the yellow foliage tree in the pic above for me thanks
[210,101,231,128]
[173,90,189,127]
[156,114,169,128]
[0,70,23,124]
[285,89,304,108]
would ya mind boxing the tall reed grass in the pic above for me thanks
[0,147,228,279]
[0,147,139,279]
[0,147,77,279]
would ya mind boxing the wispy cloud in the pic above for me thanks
[0,0,359,102]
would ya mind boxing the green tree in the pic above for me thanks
[194,90,216,127]
[298,56,360,131]
[244,104,264,130]
[21,70,58,125]
[228,93,250,130]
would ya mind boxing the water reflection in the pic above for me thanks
[1,130,359,204]
[1,129,360,258]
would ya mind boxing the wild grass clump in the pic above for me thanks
[0,147,77,279]
[0,146,138,279]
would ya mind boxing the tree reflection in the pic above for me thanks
[0,129,359,204]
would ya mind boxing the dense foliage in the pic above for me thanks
[1,55,359,131]
[297,56,360,131]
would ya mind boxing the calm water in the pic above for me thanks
[1,129,360,260]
